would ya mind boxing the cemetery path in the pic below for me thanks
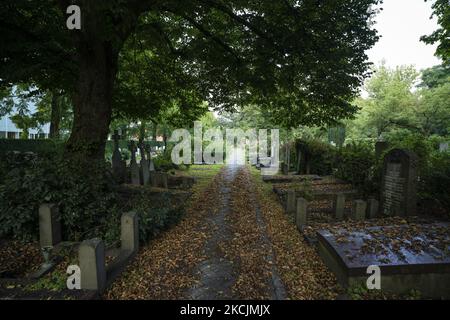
[188,165,287,300]
[186,165,237,299]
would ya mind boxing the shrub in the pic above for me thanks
[0,139,64,156]
[0,151,190,244]
[0,152,119,242]
[296,139,335,175]
[334,142,377,195]
[131,190,189,243]
[384,131,433,173]
[419,150,450,216]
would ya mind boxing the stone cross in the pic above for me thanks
[138,140,146,162]
[128,141,140,185]
[146,144,155,172]
[128,141,137,165]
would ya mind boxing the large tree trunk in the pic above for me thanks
[65,40,118,160]
[49,91,61,139]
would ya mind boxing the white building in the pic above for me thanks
[0,103,50,139]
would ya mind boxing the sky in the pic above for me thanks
[367,0,442,70]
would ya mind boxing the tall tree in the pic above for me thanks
[1,0,381,159]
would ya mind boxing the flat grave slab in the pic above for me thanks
[317,223,450,298]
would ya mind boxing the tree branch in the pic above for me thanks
[196,0,283,53]
[161,7,243,63]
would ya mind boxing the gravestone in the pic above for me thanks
[128,141,140,185]
[138,142,150,185]
[121,212,139,254]
[367,198,379,219]
[150,172,169,189]
[296,197,308,230]
[39,203,62,247]
[351,200,367,221]
[440,142,449,152]
[333,193,346,220]
[381,149,418,216]
[111,130,126,183]
[145,144,155,172]
[78,238,106,293]
[286,190,296,215]
[161,173,169,189]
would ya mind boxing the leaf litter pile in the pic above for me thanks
[0,241,43,278]
[223,167,280,299]
[105,167,224,299]
[249,167,342,299]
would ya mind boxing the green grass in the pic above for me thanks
[186,164,224,192]
[25,270,67,292]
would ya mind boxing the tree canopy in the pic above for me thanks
[346,63,450,140]
[1,0,382,158]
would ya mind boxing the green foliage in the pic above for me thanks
[1,0,382,133]
[0,151,191,243]
[419,150,450,214]
[132,191,188,243]
[421,0,450,64]
[25,270,67,292]
[301,139,335,176]
[347,63,450,140]
[153,144,184,172]
[384,131,433,172]
[0,139,64,157]
[0,152,119,241]
[334,142,377,195]
[347,284,422,300]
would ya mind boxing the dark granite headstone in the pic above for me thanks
[381,149,418,216]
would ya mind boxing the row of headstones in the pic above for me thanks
[39,204,139,293]
[280,147,420,220]
[111,130,161,186]
[285,191,379,230]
